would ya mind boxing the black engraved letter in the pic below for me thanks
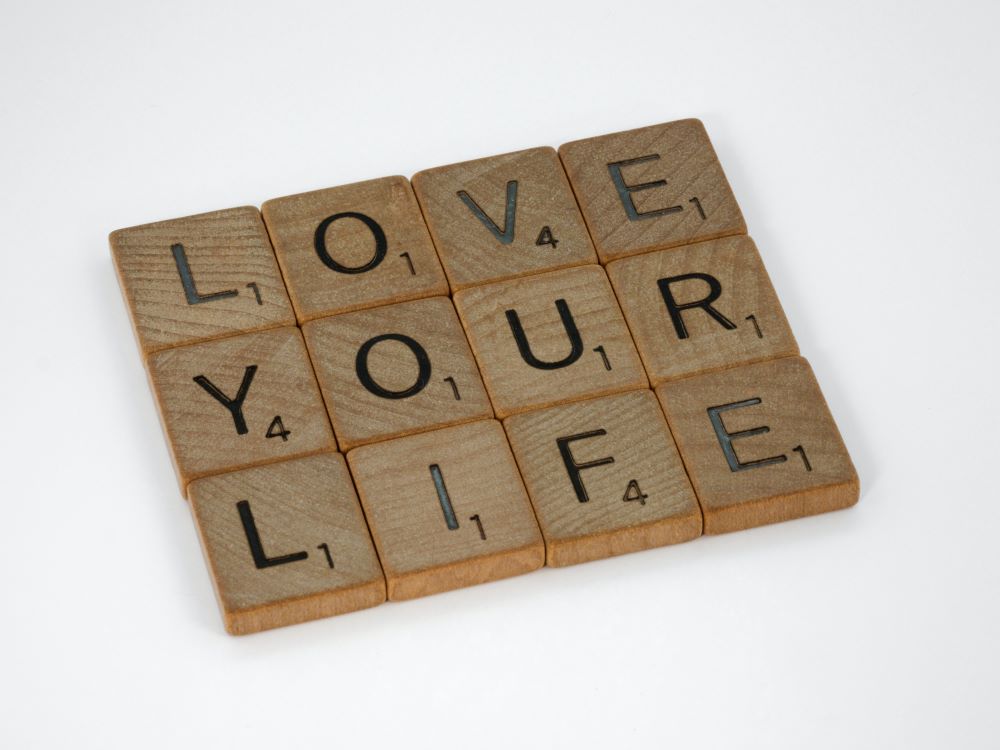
[707,398,787,472]
[171,243,238,304]
[506,298,584,370]
[237,500,309,569]
[314,212,387,274]
[457,180,518,244]
[607,155,682,221]
[193,365,258,435]
[556,429,616,502]
[355,333,432,399]
[657,273,737,339]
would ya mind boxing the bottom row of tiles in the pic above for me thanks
[188,356,858,635]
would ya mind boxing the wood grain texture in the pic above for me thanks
[656,356,858,534]
[346,420,544,601]
[302,296,493,450]
[606,235,798,384]
[559,119,746,263]
[504,390,701,567]
[412,147,597,290]
[188,452,385,635]
[147,326,336,493]
[453,265,648,418]
[261,176,448,322]
[110,206,295,355]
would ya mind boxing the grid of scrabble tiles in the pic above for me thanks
[111,119,859,635]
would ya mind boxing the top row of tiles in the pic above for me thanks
[112,119,746,355]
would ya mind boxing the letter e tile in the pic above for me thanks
[188,453,385,635]
[559,119,746,263]
[656,357,858,534]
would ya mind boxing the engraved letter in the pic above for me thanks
[707,398,787,472]
[193,365,257,435]
[457,180,518,244]
[171,243,238,304]
[237,500,309,569]
[607,155,682,221]
[658,273,737,339]
[355,333,432,399]
[314,212,387,274]
[506,298,583,370]
[556,430,616,503]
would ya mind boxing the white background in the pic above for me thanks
[2,1,998,747]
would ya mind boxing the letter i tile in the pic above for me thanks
[504,390,701,567]
[347,420,544,600]
[656,356,858,534]
[188,453,385,635]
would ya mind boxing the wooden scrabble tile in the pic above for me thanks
[656,356,858,534]
[147,326,336,492]
[302,296,493,450]
[412,147,597,290]
[110,206,295,356]
[261,176,449,323]
[504,390,701,567]
[453,265,647,418]
[188,452,385,635]
[559,119,746,263]
[347,420,544,600]
[606,235,798,384]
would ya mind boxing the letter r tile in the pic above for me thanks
[146,326,336,493]
[188,452,385,635]
[504,390,701,567]
[347,421,544,601]
[656,357,858,534]
[453,266,647,418]
[559,119,746,263]
[606,236,798,384]
[412,147,597,290]
[110,206,295,356]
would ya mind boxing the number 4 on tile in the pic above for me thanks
[623,479,647,505]
[266,416,290,441]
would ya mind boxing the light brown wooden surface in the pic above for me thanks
[656,356,858,534]
[504,390,701,567]
[188,452,385,635]
[147,326,336,493]
[412,147,597,290]
[453,265,648,418]
[261,176,449,322]
[346,420,544,601]
[110,206,295,355]
[302,296,493,450]
[559,119,746,263]
[606,235,798,384]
